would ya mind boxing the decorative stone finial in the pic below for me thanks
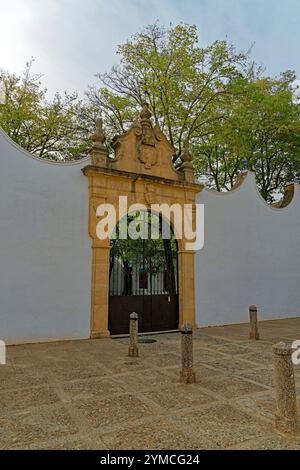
[90,117,108,167]
[140,102,152,121]
[137,103,157,168]
[179,142,195,183]
[139,103,155,148]
[182,143,192,163]
[92,118,105,146]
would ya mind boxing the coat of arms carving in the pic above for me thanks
[137,104,158,169]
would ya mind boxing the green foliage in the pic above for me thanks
[88,23,247,156]
[110,211,177,271]
[0,60,92,161]
[193,73,300,199]
[1,24,300,199]
[88,22,300,200]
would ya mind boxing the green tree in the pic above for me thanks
[193,73,300,200]
[0,60,93,161]
[87,23,247,159]
[237,73,300,200]
[1,24,300,199]
[88,22,300,199]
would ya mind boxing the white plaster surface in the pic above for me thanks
[1,125,299,341]
[0,128,92,343]
[196,173,300,326]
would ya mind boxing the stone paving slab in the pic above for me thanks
[73,393,157,429]
[168,403,273,449]
[0,405,78,449]
[1,317,300,449]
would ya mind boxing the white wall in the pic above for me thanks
[1,125,299,341]
[0,128,92,344]
[196,172,300,326]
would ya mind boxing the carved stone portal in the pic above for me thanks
[108,104,192,181]
[83,105,201,338]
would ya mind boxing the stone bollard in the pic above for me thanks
[0,340,6,365]
[128,312,139,357]
[249,305,259,340]
[180,322,196,384]
[273,342,298,434]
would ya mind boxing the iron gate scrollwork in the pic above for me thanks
[108,212,179,334]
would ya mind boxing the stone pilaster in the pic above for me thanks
[90,244,110,338]
[178,250,196,328]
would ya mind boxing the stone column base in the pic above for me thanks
[90,330,110,339]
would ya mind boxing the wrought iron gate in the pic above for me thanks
[108,214,179,335]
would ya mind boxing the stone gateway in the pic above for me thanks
[82,104,200,338]
[0,104,300,344]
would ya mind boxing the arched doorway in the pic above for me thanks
[83,105,201,338]
[108,211,179,334]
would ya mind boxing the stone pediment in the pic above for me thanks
[108,104,180,181]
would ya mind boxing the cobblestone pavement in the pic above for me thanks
[1,318,300,450]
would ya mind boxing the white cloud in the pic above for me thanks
[0,0,299,97]
[0,0,183,96]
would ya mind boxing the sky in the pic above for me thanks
[0,0,300,97]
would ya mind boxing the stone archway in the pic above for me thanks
[108,211,179,335]
[83,105,202,338]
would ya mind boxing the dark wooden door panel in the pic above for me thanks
[108,295,143,335]
[109,294,179,334]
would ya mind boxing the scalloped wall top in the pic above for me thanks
[201,170,300,211]
[0,126,90,166]
[0,122,91,344]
